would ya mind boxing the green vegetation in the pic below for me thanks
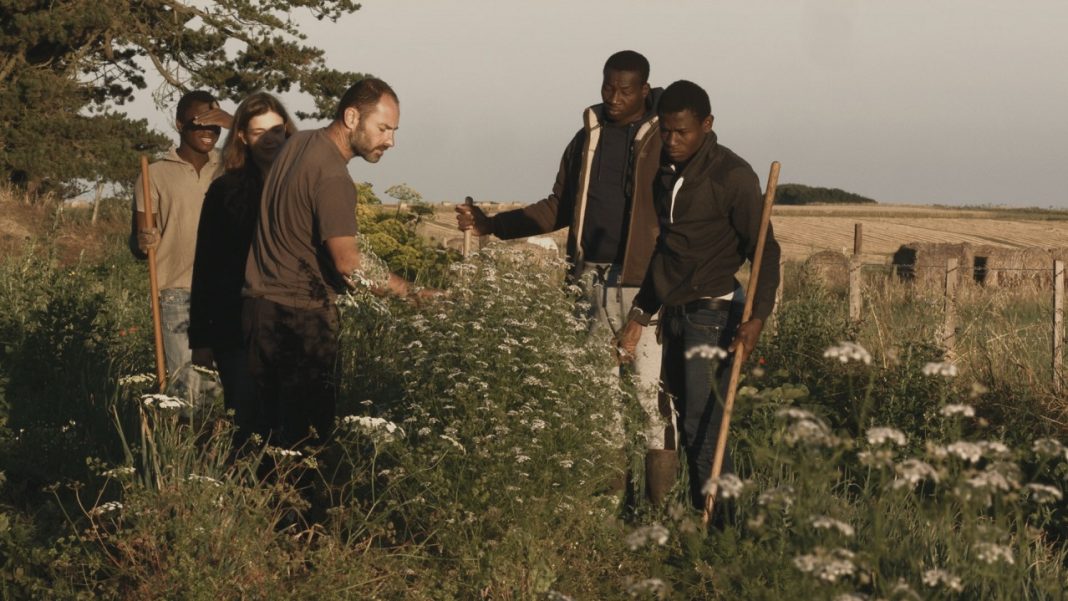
[1,1,362,195]
[776,183,877,205]
[1,204,1066,598]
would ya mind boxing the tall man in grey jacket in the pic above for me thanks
[456,50,676,501]
[619,80,781,509]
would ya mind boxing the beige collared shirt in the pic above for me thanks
[134,147,223,290]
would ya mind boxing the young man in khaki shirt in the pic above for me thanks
[135,90,232,404]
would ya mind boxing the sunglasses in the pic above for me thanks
[182,121,221,134]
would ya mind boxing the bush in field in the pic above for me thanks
[356,182,459,286]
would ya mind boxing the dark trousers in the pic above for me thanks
[212,346,257,446]
[661,300,742,508]
[242,297,340,448]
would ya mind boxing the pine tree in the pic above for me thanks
[0,0,363,195]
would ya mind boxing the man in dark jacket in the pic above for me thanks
[619,80,781,509]
[456,50,676,501]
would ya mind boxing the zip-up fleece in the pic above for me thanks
[490,91,662,285]
[632,131,781,322]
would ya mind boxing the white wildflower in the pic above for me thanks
[922,361,958,377]
[979,441,1012,457]
[265,446,302,458]
[141,393,186,410]
[89,501,123,517]
[890,579,920,600]
[833,594,869,601]
[858,449,894,469]
[1026,483,1063,504]
[810,516,855,537]
[965,465,1018,494]
[515,454,531,464]
[784,417,838,448]
[102,466,135,479]
[758,485,795,510]
[973,542,1014,565]
[775,407,817,421]
[625,523,670,550]
[530,418,547,432]
[822,341,872,365]
[922,568,964,592]
[946,441,983,463]
[702,473,745,499]
[1032,438,1068,460]
[440,434,465,453]
[341,415,404,441]
[866,427,907,447]
[940,403,976,418]
[186,474,222,487]
[685,345,728,361]
[546,592,575,601]
[558,458,574,469]
[926,441,949,460]
[893,459,941,489]
[627,578,668,597]
[118,372,156,387]
[793,547,857,583]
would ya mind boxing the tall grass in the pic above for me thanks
[0,238,1065,599]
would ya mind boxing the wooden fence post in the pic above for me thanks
[942,257,959,357]
[1053,260,1064,394]
[848,256,862,323]
[853,223,863,257]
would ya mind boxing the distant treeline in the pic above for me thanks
[775,184,877,205]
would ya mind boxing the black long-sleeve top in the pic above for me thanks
[633,131,781,322]
[189,169,262,350]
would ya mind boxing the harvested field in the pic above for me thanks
[415,202,1068,263]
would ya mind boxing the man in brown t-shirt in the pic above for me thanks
[243,77,413,448]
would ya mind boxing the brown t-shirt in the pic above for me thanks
[244,129,358,309]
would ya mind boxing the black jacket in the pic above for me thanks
[490,90,663,285]
[633,131,780,321]
[189,169,262,350]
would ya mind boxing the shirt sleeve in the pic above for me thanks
[728,168,781,321]
[316,175,358,241]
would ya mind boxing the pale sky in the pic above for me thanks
[126,0,1068,207]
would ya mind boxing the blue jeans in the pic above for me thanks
[160,288,214,406]
[660,293,743,507]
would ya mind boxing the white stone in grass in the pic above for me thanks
[866,427,907,447]
[822,341,872,365]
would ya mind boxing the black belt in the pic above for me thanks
[664,297,733,317]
